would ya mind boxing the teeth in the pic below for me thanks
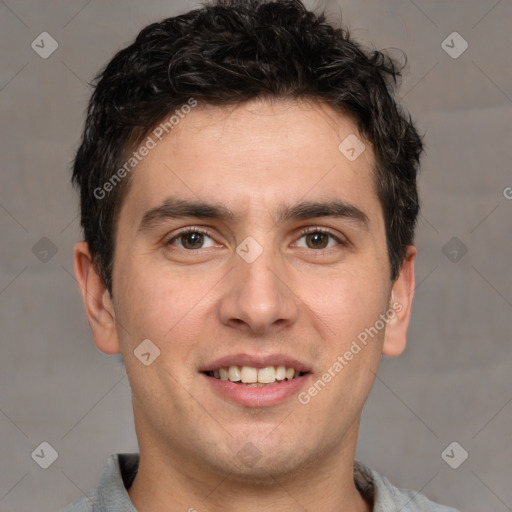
[210,365,303,384]
[275,365,286,380]
[240,366,258,383]
[258,366,276,383]
[228,366,241,382]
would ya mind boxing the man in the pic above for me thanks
[66,0,458,510]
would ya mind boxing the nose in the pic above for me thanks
[217,244,299,336]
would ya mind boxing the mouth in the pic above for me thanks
[199,354,312,406]
[203,365,308,387]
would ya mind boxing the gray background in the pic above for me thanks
[1,1,511,511]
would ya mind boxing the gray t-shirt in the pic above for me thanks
[62,453,459,512]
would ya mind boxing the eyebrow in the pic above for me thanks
[137,197,370,232]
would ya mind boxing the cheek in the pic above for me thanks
[299,273,386,426]
[113,257,212,355]
[303,265,388,346]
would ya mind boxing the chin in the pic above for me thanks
[210,438,315,483]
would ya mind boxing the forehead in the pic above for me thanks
[118,98,381,228]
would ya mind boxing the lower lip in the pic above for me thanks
[202,373,310,407]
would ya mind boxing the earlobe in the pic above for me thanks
[73,241,121,355]
[382,245,417,357]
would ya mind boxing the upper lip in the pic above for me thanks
[199,353,311,373]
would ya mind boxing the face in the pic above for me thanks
[76,98,416,482]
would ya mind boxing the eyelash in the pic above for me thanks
[165,226,346,251]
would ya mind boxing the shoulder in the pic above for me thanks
[61,454,139,512]
[354,461,460,512]
[61,489,97,512]
[61,483,103,512]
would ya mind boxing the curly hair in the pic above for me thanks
[72,0,424,295]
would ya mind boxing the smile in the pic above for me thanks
[204,365,306,386]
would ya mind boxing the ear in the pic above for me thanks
[73,241,120,354]
[382,245,417,357]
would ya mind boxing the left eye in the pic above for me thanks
[295,230,341,250]
[167,229,216,250]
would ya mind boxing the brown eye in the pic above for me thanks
[296,229,342,250]
[304,232,330,249]
[180,232,205,249]
[166,229,216,250]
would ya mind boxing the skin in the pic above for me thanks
[74,98,416,512]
